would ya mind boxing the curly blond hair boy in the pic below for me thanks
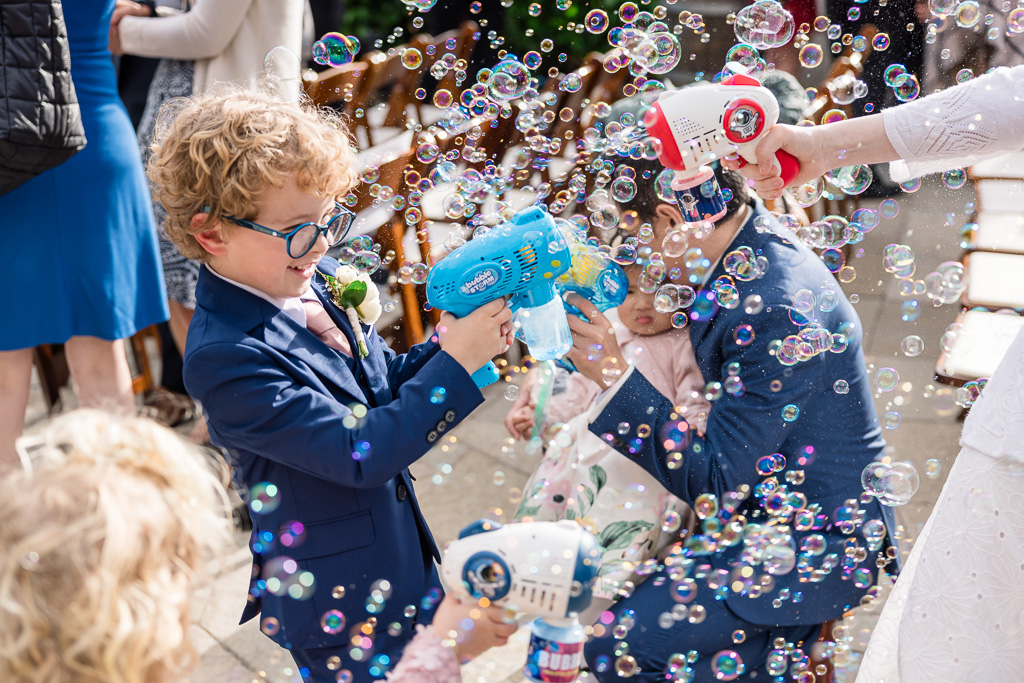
[0,411,232,683]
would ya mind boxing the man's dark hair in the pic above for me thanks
[609,156,751,224]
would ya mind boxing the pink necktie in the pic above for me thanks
[303,299,353,357]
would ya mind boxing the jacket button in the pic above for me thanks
[436,420,447,433]
[427,430,438,443]
[444,409,456,423]
[397,484,408,502]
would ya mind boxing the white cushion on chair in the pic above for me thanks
[938,309,1024,380]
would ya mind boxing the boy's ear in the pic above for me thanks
[191,213,229,256]
[653,203,685,237]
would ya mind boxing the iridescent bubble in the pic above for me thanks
[878,461,920,506]
[560,72,583,92]
[793,177,824,208]
[825,165,873,195]
[320,609,346,634]
[942,168,967,189]
[710,650,745,681]
[798,43,823,67]
[880,198,900,219]
[264,46,302,82]
[661,509,682,533]
[900,177,922,192]
[249,482,281,514]
[893,73,920,102]
[504,385,520,401]
[733,0,795,49]
[884,63,907,87]
[733,324,755,346]
[612,177,637,202]
[585,9,610,33]
[834,379,850,395]
[955,0,981,27]
[924,458,942,478]
[956,68,974,84]
[781,404,799,422]
[901,335,924,357]
[261,617,280,636]
[744,294,764,314]
[1009,7,1024,34]
[402,48,423,69]
[615,654,639,677]
[312,33,361,67]
[872,33,890,51]
[874,367,899,392]
[487,60,531,101]
[827,73,868,105]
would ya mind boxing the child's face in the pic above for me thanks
[618,269,674,336]
[209,177,335,299]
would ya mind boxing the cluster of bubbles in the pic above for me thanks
[312,32,361,67]
[605,4,684,76]
[861,461,920,506]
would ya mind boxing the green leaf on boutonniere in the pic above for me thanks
[339,280,367,309]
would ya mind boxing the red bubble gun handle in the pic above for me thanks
[734,148,801,186]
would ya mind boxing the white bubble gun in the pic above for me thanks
[643,73,801,221]
[441,519,602,618]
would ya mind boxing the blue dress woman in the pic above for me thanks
[0,0,168,463]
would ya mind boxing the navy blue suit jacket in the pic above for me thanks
[591,204,898,627]
[184,258,484,657]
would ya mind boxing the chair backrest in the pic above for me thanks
[303,60,371,114]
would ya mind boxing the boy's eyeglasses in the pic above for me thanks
[222,202,356,259]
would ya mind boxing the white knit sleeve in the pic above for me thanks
[882,65,1024,182]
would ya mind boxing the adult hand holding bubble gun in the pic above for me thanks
[720,115,898,200]
[643,72,801,221]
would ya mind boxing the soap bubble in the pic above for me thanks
[663,230,688,258]
[884,63,907,87]
[320,609,346,634]
[955,0,981,27]
[825,165,873,195]
[878,461,920,506]
[874,367,899,392]
[929,0,958,14]
[893,73,920,102]
[710,651,745,680]
[585,9,610,33]
[862,462,890,497]
[956,69,974,84]
[654,285,680,313]
[249,482,281,514]
[924,261,967,304]
[872,33,890,51]
[733,324,755,346]
[615,655,639,677]
[661,509,682,533]
[504,385,520,401]
[781,404,799,422]
[793,177,824,208]
[884,411,902,429]
[834,379,850,394]
[744,295,764,314]
[1009,8,1024,34]
[925,459,942,477]
[901,335,924,357]
[261,617,280,636]
[880,198,900,218]
[798,43,823,67]
[312,33,360,67]
[612,177,637,202]
[488,60,531,101]
[264,46,302,82]
[733,0,795,49]
[942,168,967,189]
[402,48,423,69]
[827,73,868,105]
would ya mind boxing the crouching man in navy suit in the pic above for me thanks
[146,88,517,681]
[564,159,899,681]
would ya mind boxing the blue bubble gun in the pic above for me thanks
[556,239,629,320]
[426,206,573,388]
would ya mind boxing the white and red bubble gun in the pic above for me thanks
[643,72,801,222]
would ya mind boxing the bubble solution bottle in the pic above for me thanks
[523,616,585,683]
[513,293,573,361]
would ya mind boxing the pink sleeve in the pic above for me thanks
[385,626,461,682]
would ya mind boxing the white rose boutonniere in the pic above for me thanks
[320,264,382,358]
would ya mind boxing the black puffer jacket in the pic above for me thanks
[0,0,86,196]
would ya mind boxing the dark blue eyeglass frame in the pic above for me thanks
[223,201,356,259]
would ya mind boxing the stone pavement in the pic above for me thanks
[22,176,973,681]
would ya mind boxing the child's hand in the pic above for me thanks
[438,299,515,374]
[504,401,535,441]
[504,372,537,440]
[432,595,518,662]
[564,295,628,388]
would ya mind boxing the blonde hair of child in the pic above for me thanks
[147,86,359,261]
[0,410,233,683]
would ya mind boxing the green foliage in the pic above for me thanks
[503,0,623,72]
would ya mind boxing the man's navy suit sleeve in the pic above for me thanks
[376,329,444,388]
[589,304,827,507]
[187,341,484,489]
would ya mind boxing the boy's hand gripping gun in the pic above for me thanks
[426,207,573,389]
[441,519,602,619]
[643,73,801,222]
